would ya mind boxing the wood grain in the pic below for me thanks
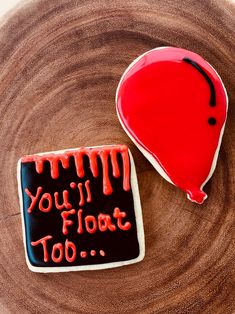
[0,0,234,313]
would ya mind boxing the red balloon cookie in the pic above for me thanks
[116,47,228,204]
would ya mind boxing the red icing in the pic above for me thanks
[77,209,83,234]
[70,182,76,189]
[116,47,227,203]
[54,190,72,210]
[98,213,117,232]
[38,193,52,212]
[80,251,87,258]
[113,207,131,231]
[121,150,130,192]
[78,183,84,206]
[74,152,85,178]
[21,145,130,196]
[31,235,52,262]
[99,250,105,257]
[89,151,98,177]
[25,187,42,213]
[65,239,76,263]
[110,150,120,178]
[99,150,113,195]
[61,209,76,235]
[75,209,130,234]
[90,250,96,256]
[85,215,97,234]
[51,243,63,263]
[85,180,92,203]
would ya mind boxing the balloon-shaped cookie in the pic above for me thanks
[116,47,228,204]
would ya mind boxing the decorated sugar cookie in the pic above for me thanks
[116,47,228,204]
[17,145,145,272]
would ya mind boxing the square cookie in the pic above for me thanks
[17,145,145,272]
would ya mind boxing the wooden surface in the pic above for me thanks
[0,0,234,313]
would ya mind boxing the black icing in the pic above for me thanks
[208,117,217,125]
[183,57,216,107]
[20,153,140,268]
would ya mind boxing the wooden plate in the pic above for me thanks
[0,0,234,312]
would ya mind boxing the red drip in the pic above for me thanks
[110,150,120,178]
[21,145,130,195]
[99,150,113,195]
[121,150,131,191]
[35,159,43,174]
[88,150,98,177]
[50,158,59,179]
[74,152,85,178]
[60,155,70,169]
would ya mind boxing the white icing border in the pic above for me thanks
[17,145,145,273]
[116,47,228,204]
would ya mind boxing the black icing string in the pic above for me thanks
[183,57,216,107]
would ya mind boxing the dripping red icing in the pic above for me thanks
[116,47,227,204]
[21,145,130,196]
[20,144,143,269]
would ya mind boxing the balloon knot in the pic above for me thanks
[186,188,207,204]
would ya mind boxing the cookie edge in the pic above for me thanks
[17,145,145,273]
